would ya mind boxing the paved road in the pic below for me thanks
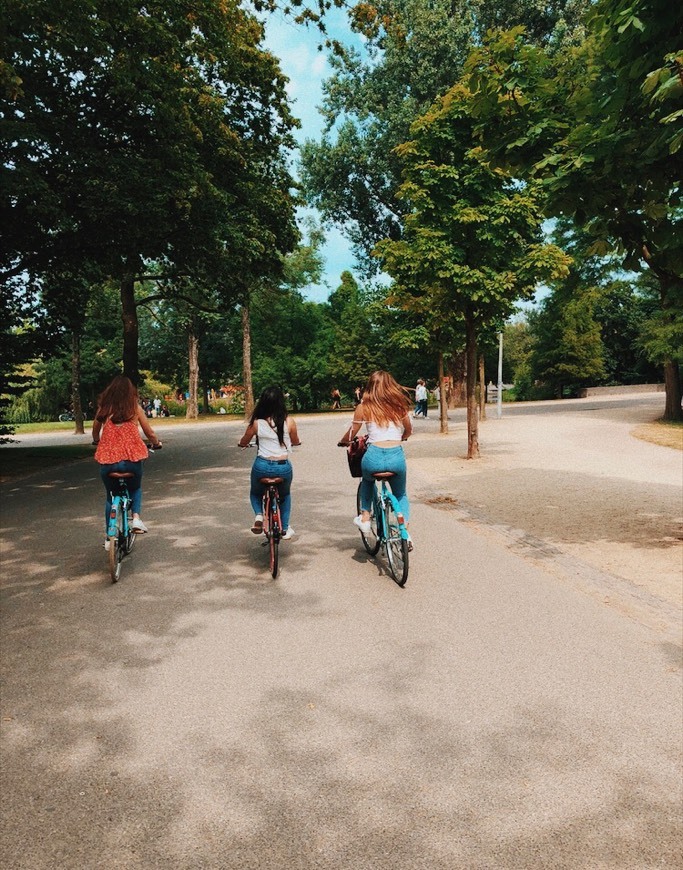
[1,412,681,868]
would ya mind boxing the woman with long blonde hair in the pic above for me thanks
[339,370,413,548]
[92,375,162,546]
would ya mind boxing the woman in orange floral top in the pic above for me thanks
[92,375,162,540]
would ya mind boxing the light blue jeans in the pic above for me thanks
[359,444,409,520]
[250,456,293,529]
[99,460,143,531]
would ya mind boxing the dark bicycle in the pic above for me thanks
[259,475,284,578]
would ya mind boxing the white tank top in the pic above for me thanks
[257,418,292,458]
[366,419,404,443]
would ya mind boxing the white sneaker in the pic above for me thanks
[132,518,148,533]
[104,538,111,551]
[282,527,295,540]
[353,515,372,534]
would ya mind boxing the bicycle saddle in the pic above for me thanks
[107,471,136,479]
[259,476,284,484]
[372,472,396,479]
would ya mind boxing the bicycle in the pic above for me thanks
[241,442,287,579]
[105,471,137,582]
[259,475,284,578]
[355,472,410,587]
[101,443,161,583]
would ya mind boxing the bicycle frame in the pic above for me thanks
[106,476,136,583]
[356,475,410,586]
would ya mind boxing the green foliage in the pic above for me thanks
[376,84,571,339]
[530,286,606,394]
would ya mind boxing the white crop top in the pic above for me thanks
[366,419,404,443]
[257,418,292,458]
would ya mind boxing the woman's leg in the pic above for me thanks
[99,461,143,527]
[276,465,293,529]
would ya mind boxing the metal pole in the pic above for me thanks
[497,331,503,419]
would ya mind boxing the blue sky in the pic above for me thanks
[264,9,365,303]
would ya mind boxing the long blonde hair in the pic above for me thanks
[361,370,411,426]
[96,375,139,424]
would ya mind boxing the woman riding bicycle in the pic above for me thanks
[238,386,301,540]
[92,375,162,545]
[339,370,413,549]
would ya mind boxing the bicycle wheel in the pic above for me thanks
[356,482,380,555]
[383,500,409,586]
[269,496,280,579]
[108,507,123,583]
[124,503,136,555]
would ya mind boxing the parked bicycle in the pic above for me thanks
[354,470,410,587]
[102,443,161,583]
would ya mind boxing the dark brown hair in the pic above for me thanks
[96,375,139,424]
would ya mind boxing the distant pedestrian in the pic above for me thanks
[354,385,362,406]
[331,388,342,411]
[414,379,428,418]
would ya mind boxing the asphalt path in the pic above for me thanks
[1,412,681,868]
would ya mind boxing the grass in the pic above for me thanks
[631,419,683,451]
[0,444,96,483]
[10,413,244,435]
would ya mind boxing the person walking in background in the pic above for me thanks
[354,385,362,406]
[331,388,342,410]
[339,370,414,550]
[92,375,162,548]
[414,378,428,418]
[238,386,301,540]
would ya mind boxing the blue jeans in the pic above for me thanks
[99,460,143,531]
[359,444,409,521]
[250,456,293,529]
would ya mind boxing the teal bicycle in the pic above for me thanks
[102,443,161,582]
[356,472,410,587]
[105,471,137,583]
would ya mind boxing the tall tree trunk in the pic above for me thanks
[201,372,210,415]
[120,274,139,385]
[478,353,486,421]
[242,304,254,419]
[446,350,467,407]
[465,313,479,459]
[71,329,85,435]
[663,359,682,421]
[187,329,199,420]
[438,351,448,434]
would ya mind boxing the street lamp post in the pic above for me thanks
[497,331,503,419]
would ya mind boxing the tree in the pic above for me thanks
[530,287,605,396]
[2,0,299,383]
[376,84,570,456]
[465,3,683,417]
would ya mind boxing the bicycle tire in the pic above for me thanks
[269,491,280,578]
[108,507,122,582]
[58,413,70,423]
[124,503,136,555]
[383,500,409,586]
[356,482,380,555]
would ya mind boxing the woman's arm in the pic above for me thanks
[137,405,162,447]
[288,418,302,446]
[338,405,366,445]
[92,415,102,443]
[238,421,258,448]
[401,414,412,440]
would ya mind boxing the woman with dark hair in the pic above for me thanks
[238,386,301,539]
[339,370,413,549]
[92,375,162,547]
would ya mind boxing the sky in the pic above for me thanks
[263,9,366,303]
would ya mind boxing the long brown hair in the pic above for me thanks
[96,375,139,424]
[361,370,410,426]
